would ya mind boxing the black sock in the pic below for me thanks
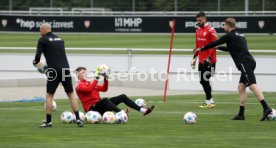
[74,111,80,120]
[238,106,245,116]
[201,81,212,100]
[260,100,269,110]
[46,114,52,123]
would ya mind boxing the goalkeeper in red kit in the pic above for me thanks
[75,66,155,116]
[191,12,218,108]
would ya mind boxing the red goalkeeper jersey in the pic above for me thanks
[194,23,218,64]
[76,79,108,112]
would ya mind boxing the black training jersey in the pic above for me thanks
[34,32,70,70]
[201,29,255,69]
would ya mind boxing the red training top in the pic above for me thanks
[194,23,218,64]
[75,79,108,112]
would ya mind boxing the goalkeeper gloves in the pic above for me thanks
[95,67,100,80]
[33,60,41,67]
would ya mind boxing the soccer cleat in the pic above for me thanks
[40,121,52,128]
[231,115,245,120]
[76,120,84,127]
[144,105,155,116]
[260,108,272,121]
[198,103,215,109]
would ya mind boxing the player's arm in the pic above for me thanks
[97,79,108,92]
[192,51,199,68]
[208,29,229,52]
[191,32,199,69]
[33,38,45,66]
[76,80,99,93]
[194,35,228,53]
[193,32,199,59]
[216,46,229,52]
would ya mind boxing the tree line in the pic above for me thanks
[0,0,275,11]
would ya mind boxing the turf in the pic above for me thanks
[0,93,276,147]
[0,33,275,49]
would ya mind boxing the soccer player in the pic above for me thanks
[192,12,218,108]
[194,18,272,121]
[33,23,84,127]
[75,66,155,116]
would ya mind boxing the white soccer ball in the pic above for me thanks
[183,112,197,124]
[98,64,111,76]
[135,98,147,108]
[44,100,57,111]
[36,60,48,74]
[115,111,128,124]
[60,111,74,124]
[267,109,276,120]
[72,111,86,122]
[85,111,102,124]
[102,111,115,124]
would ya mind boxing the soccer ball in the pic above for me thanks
[36,60,48,74]
[102,111,115,124]
[85,111,102,124]
[98,64,111,76]
[183,112,197,124]
[60,111,74,124]
[267,109,276,120]
[115,111,128,124]
[44,100,57,111]
[135,98,147,108]
[72,111,85,122]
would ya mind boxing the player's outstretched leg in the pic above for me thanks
[100,98,122,114]
[109,94,155,116]
[249,84,272,121]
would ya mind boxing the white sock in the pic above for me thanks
[210,98,214,104]
[204,98,215,104]
[139,108,146,113]
[205,100,211,105]
[205,98,215,104]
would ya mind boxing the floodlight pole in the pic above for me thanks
[174,0,177,12]
[262,0,265,11]
[217,0,220,12]
[245,0,249,15]
[132,0,135,12]
[91,0,94,8]
[50,0,52,8]
[9,0,12,11]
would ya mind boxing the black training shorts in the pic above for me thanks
[239,60,256,86]
[46,68,73,94]
[198,63,216,82]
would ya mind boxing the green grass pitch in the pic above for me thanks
[0,33,275,55]
[0,93,275,147]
